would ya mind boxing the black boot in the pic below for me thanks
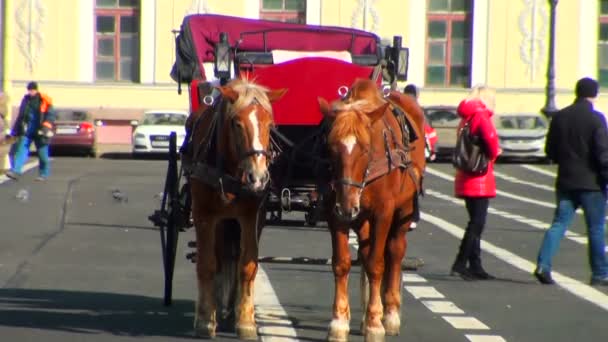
[451,233,475,281]
[468,237,495,280]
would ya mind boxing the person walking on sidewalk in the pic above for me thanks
[451,85,501,281]
[5,82,56,181]
[534,77,608,286]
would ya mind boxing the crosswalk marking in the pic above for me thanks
[421,300,465,314]
[404,286,445,299]
[466,335,508,342]
[402,273,427,283]
[442,316,490,330]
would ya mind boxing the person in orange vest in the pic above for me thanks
[5,82,56,181]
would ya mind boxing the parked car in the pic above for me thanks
[49,109,96,156]
[494,112,548,161]
[423,105,459,158]
[132,110,188,156]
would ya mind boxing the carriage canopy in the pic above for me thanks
[170,14,383,83]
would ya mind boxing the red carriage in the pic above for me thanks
[149,14,421,340]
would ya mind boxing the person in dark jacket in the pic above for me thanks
[5,82,56,181]
[451,85,501,280]
[534,77,608,286]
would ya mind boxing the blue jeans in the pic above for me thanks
[537,190,608,280]
[11,135,50,178]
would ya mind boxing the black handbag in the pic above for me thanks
[452,120,489,175]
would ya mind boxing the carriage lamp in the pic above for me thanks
[214,32,232,81]
[392,36,409,81]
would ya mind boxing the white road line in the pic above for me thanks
[254,267,298,341]
[426,167,554,209]
[442,316,490,330]
[421,212,608,312]
[466,335,507,342]
[402,273,427,283]
[493,170,554,191]
[424,189,589,247]
[353,231,504,340]
[0,159,39,184]
[421,300,465,314]
[521,164,557,177]
[404,286,445,299]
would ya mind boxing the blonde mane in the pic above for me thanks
[328,99,372,147]
[227,78,273,115]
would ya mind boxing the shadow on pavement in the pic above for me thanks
[0,288,198,339]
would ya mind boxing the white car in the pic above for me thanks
[494,112,548,161]
[132,110,188,156]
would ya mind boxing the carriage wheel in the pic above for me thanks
[158,132,180,306]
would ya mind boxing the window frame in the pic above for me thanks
[425,0,473,87]
[94,1,140,82]
[259,0,306,23]
[598,1,608,87]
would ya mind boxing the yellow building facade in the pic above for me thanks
[0,0,606,124]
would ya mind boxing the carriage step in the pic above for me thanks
[184,253,424,270]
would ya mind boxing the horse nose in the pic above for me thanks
[246,171,256,185]
[261,170,270,186]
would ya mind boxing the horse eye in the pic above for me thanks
[232,119,243,129]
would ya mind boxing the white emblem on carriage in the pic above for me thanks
[341,135,357,154]
[337,85,349,98]
[203,95,214,105]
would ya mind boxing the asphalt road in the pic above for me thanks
[0,156,606,342]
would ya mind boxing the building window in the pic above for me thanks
[95,0,140,82]
[260,0,306,23]
[426,0,472,87]
[599,0,608,86]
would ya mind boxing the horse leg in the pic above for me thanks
[382,217,408,336]
[327,224,352,342]
[363,211,393,342]
[357,220,371,335]
[235,212,260,340]
[193,213,218,338]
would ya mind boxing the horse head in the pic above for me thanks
[218,79,287,193]
[319,93,389,222]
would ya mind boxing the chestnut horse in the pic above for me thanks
[186,78,286,339]
[319,78,425,341]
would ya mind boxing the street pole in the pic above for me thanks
[541,0,559,119]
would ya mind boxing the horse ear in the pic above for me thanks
[266,88,288,103]
[369,102,390,123]
[318,97,336,119]
[217,86,239,102]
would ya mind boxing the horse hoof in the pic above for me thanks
[194,319,217,338]
[363,326,385,342]
[382,312,401,336]
[328,319,350,341]
[236,323,258,340]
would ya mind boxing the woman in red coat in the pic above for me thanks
[451,86,501,280]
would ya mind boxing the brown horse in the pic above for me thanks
[319,78,425,342]
[186,78,286,339]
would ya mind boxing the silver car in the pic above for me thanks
[495,113,548,161]
[423,105,460,158]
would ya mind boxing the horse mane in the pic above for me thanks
[327,78,387,147]
[227,78,273,115]
[328,100,373,147]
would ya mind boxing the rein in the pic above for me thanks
[332,109,413,192]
